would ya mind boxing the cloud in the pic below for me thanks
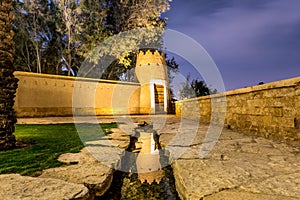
[165,0,300,90]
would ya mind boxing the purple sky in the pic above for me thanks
[163,0,300,91]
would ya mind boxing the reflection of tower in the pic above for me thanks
[135,50,169,114]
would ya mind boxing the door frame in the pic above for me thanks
[150,79,168,114]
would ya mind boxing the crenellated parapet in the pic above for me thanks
[135,49,168,85]
[136,50,166,67]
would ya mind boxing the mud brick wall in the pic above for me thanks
[176,76,300,143]
[14,71,141,117]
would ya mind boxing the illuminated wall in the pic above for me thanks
[14,72,141,117]
[176,76,300,143]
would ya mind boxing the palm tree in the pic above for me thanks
[0,0,18,150]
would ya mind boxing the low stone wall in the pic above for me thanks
[14,72,141,117]
[176,76,300,143]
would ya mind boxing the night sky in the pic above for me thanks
[163,0,300,91]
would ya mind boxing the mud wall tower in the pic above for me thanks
[135,50,169,114]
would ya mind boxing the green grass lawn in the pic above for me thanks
[0,123,117,176]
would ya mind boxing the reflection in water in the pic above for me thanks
[136,130,164,183]
[97,122,179,200]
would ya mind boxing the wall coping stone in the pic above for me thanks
[14,71,141,86]
[176,76,300,103]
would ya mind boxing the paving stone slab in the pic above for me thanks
[160,120,300,200]
[0,174,90,200]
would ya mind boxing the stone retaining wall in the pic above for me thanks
[14,71,141,117]
[176,76,300,143]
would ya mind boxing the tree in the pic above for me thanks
[178,74,195,100]
[76,0,111,58]
[14,0,62,74]
[178,74,217,100]
[96,0,171,80]
[0,0,18,150]
[55,0,79,76]
[13,0,34,72]
[166,56,179,83]
[53,0,111,76]
[106,0,170,33]
[166,56,179,99]
[40,0,65,75]
[191,79,217,97]
[13,0,171,78]
[14,0,110,75]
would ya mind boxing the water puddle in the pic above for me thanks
[96,121,179,200]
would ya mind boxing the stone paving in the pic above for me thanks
[158,116,300,200]
[38,127,131,198]
[11,115,300,199]
[0,174,90,200]
[39,148,114,197]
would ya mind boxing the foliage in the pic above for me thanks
[178,74,217,100]
[0,123,116,175]
[77,26,167,80]
[14,0,58,73]
[166,56,179,99]
[106,0,170,33]
[166,56,179,84]
[191,79,217,97]
[13,0,172,78]
[86,0,172,80]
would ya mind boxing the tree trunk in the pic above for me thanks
[33,15,41,73]
[35,42,41,73]
[0,0,18,150]
[25,41,31,72]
